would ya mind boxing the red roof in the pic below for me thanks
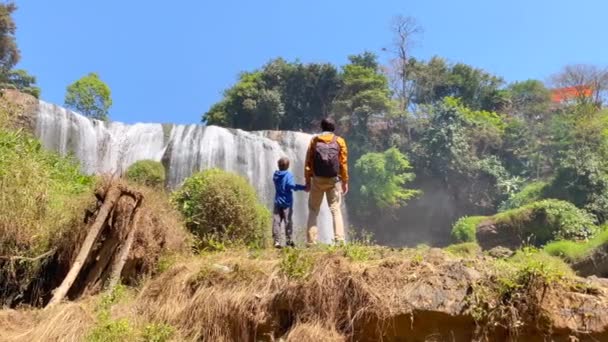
[551,85,593,102]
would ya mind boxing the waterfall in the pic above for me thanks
[34,101,339,243]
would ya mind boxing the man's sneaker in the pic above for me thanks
[286,241,295,248]
[274,242,282,249]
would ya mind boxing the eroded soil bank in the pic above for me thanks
[2,246,608,341]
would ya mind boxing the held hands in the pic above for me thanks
[305,182,311,193]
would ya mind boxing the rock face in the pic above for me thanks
[572,243,608,278]
[1,89,39,132]
[476,219,524,250]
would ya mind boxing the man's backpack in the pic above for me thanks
[313,134,340,178]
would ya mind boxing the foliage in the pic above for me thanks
[444,242,481,257]
[0,69,40,98]
[334,54,393,159]
[545,109,608,223]
[413,97,510,210]
[493,199,598,244]
[0,2,19,73]
[279,247,314,279]
[354,147,420,210]
[0,100,93,259]
[406,57,505,111]
[172,169,270,249]
[204,58,340,131]
[506,80,551,120]
[65,72,112,120]
[141,323,174,342]
[125,160,165,188]
[500,181,549,211]
[544,227,608,263]
[451,216,486,243]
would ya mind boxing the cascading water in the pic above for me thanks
[35,101,339,243]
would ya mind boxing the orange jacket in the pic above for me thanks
[305,133,349,183]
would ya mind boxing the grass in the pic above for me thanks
[1,245,601,341]
[451,216,486,243]
[444,242,481,257]
[544,226,608,263]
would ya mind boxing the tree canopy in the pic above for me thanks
[64,72,113,120]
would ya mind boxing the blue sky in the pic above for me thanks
[14,0,608,124]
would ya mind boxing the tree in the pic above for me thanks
[333,54,392,158]
[507,80,551,120]
[0,69,40,98]
[355,147,420,210]
[204,58,341,131]
[551,64,608,107]
[0,2,19,74]
[387,15,423,111]
[348,51,379,71]
[64,72,112,120]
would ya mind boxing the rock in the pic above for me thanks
[572,243,608,277]
[487,246,514,259]
[476,220,522,250]
[212,264,232,273]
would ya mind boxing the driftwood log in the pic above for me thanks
[46,184,143,308]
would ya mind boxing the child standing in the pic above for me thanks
[272,157,306,248]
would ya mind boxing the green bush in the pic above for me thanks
[544,226,608,263]
[451,216,486,243]
[494,199,598,243]
[125,160,165,188]
[172,169,270,248]
[500,181,549,211]
[451,200,598,247]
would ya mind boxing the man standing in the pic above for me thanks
[305,118,348,244]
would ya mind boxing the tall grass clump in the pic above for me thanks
[172,169,270,249]
[0,98,93,305]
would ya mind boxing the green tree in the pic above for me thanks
[64,72,112,120]
[333,53,392,158]
[204,58,341,131]
[507,79,551,120]
[204,71,283,130]
[355,147,420,210]
[0,2,19,75]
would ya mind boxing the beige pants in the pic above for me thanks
[307,177,345,244]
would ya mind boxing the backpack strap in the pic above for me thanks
[331,134,338,143]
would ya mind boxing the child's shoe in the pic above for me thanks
[286,240,295,248]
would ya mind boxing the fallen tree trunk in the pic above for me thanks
[46,184,143,308]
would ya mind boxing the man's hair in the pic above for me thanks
[278,157,290,171]
[320,118,336,132]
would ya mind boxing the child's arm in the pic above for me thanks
[287,173,307,191]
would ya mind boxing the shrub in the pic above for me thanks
[499,181,549,211]
[451,216,486,243]
[125,160,165,188]
[172,169,270,248]
[0,128,92,259]
[544,226,608,263]
[494,199,598,243]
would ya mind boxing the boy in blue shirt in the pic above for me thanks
[273,157,307,248]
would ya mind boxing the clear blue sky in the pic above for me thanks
[14,0,608,124]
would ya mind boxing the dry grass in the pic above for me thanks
[1,246,607,341]
[285,321,345,342]
[0,302,95,342]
